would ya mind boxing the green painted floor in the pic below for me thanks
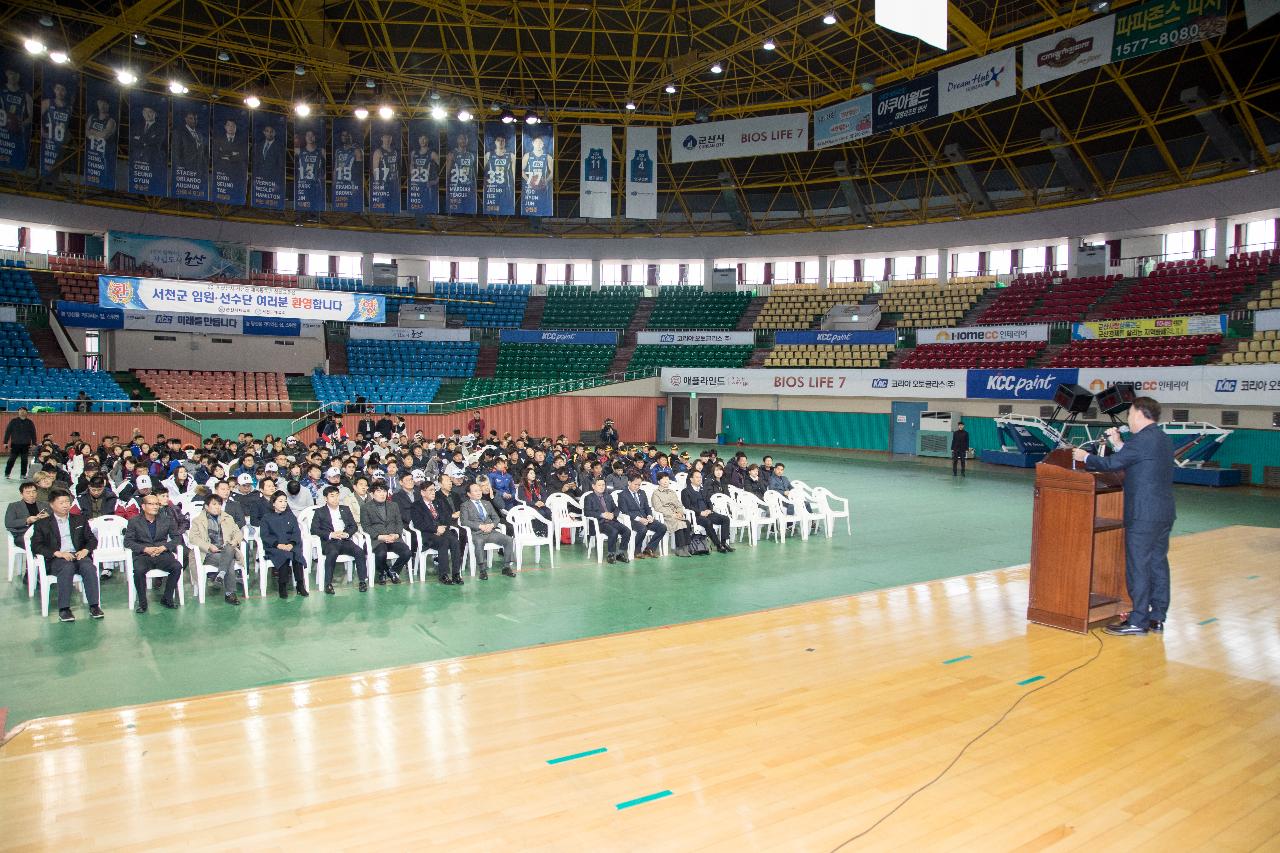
[3,450,1277,727]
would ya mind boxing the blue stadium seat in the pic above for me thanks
[345,338,480,379]
[311,371,442,414]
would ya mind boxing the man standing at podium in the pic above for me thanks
[1072,397,1175,636]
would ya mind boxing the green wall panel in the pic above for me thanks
[197,418,299,440]
[721,409,890,451]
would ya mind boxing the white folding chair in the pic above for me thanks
[787,488,828,538]
[763,490,805,541]
[735,492,780,546]
[89,515,132,585]
[8,531,28,583]
[812,487,851,536]
[673,472,688,491]
[464,523,509,574]
[239,525,271,597]
[710,492,752,545]
[506,505,555,571]
[546,493,594,552]
[187,532,250,603]
[124,544,185,611]
[30,540,88,618]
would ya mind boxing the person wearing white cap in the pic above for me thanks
[118,473,154,520]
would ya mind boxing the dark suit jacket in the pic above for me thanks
[31,512,98,560]
[617,488,652,519]
[583,490,619,521]
[173,125,206,171]
[411,497,450,535]
[1085,424,1176,526]
[951,428,970,454]
[310,504,360,541]
[252,137,284,175]
[133,120,165,167]
[681,485,712,514]
[212,132,246,177]
[124,512,181,555]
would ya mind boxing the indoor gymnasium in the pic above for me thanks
[0,0,1278,849]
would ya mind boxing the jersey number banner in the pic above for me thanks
[625,126,657,220]
[0,52,34,172]
[83,78,119,190]
[292,117,326,212]
[579,125,612,219]
[369,119,401,214]
[211,104,248,205]
[521,125,554,217]
[250,112,286,210]
[483,121,516,216]
[406,119,440,215]
[171,98,209,200]
[444,119,477,215]
[332,117,365,213]
[39,66,77,178]
[128,91,169,196]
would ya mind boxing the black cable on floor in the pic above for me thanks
[830,629,1107,851]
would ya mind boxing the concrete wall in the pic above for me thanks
[103,329,327,373]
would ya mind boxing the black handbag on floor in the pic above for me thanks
[687,534,711,555]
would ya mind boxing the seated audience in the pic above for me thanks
[31,488,103,622]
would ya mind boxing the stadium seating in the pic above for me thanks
[753,283,875,330]
[647,288,752,330]
[346,339,479,378]
[1245,278,1279,311]
[434,282,530,327]
[1222,329,1280,364]
[49,255,104,274]
[541,285,641,329]
[973,272,1123,325]
[494,343,615,379]
[249,271,300,288]
[1048,335,1221,367]
[627,344,753,370]
[764,344,893,368]
[0,368,128,412]
[0,261,42,305]
[315,276,417,314]
[311,373,442,413]
[877,278,995,328]
[136,370,291,413]
[898,341,1046,369]
[0,322,44,370]
[1090,262,1255,320]
[456,376,615,404]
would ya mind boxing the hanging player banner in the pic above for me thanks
[521,124,554,217]
[579,125,612,219]
[210,104,248,205]
[875,0,947,50]
[250,112,286,210]
[406,119,440,214]
[0,51,34,172]
[1245,0,1280,28]
[127,91,168,196]
[38,65,77,178]
[331,116,365,213]
[99,275,386,323]
[872,73,938,134]
[1020,16,1116,88]
[292,116,326,212]
[83,78,119,190]
[1111,0,1227,62]
[937,48,1016,115]
[625,126,657,220]
[482,121,517,216]
[669,112,808,163]
[443,119,477,215]
[813,94,873,149]
[369,120,401,214]
[170,98,210,200]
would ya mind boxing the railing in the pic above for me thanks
[0,397,198,428]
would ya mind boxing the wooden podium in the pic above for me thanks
[1027,448,1130,632]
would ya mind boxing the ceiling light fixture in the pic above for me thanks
[294,64,306,76]
[625,100,636,111]
[1089,0,1110,12]
[116,69,137,86]
[23,38,45,55]
[294,102,311,117]
[244,94,261,109]
[365,78,376,89]
[354,106,369,120]
[710,62,723,74]
[217,49,230,61]
[378,105,394,120]
[762,38,776,50]
[500,108,515,124]
[430,104,447,120]
[38,15,54,27]
[49,51,68,65]
[664,83,677,94]
[525,111,540,125]
[168,80,189,95]
[132,33,146,46]
[457,108,473,122]
[823,11,837,24]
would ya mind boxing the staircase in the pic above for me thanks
[1224,262,1280,314]
[29,327,70,369]
[29,269,61,304]
[522,296,546,329]
[1083,277,1138,319]
[286,375,315,412]
[113,371,153,406]
[325,337,348,374]
[1033,342,1071,367]
[474,344,500,377]
[747,346,771,367]
[735,296,765,331]
[608,342,636,374]
[960,288,1003,325]
[606,297,655,373]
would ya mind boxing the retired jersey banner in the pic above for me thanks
[1112,0,1227,61]
[39,66,77,178]
[210,104,248,205]
[170,99,210,200]
[369,120,401,214]
[331,117,365,213]
[1021,16,1115,88]
[128,91,168,196]
[443,119,477,215]
[83,79,119,190]
[406,120,440,214]
[873,74,938,134]
[579,125,612,219]
[0,51,34,172]
[918,323,1049,344]
[250,112,286,210]
[521,124,554,217]
[938,48,1016,115]
[99,275,386,323]
[482,121,517,216]
[670,112,808,163]
[1072,315,1226,340]
[1246,0,1280,28]
[291,117,326,212]
[813,95,873,149]
[625,126,657,220]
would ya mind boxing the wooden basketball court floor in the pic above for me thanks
[2,525,1277,851]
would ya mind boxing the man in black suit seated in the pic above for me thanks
[681,470,733,553]
[31,488,103,622]
[617,473,665,559]
[124,492,184,613]
[1073,396,1176,636]
[310,485,369,594]
[583,478,630,564]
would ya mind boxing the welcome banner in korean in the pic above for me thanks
[98,276,386,323]
[1072,315,1225,340]
[58,300,323,336]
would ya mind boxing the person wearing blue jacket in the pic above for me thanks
[1073,396,1176,636]
[260,491,308,599]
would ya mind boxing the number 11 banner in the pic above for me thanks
[579,125,612,219]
